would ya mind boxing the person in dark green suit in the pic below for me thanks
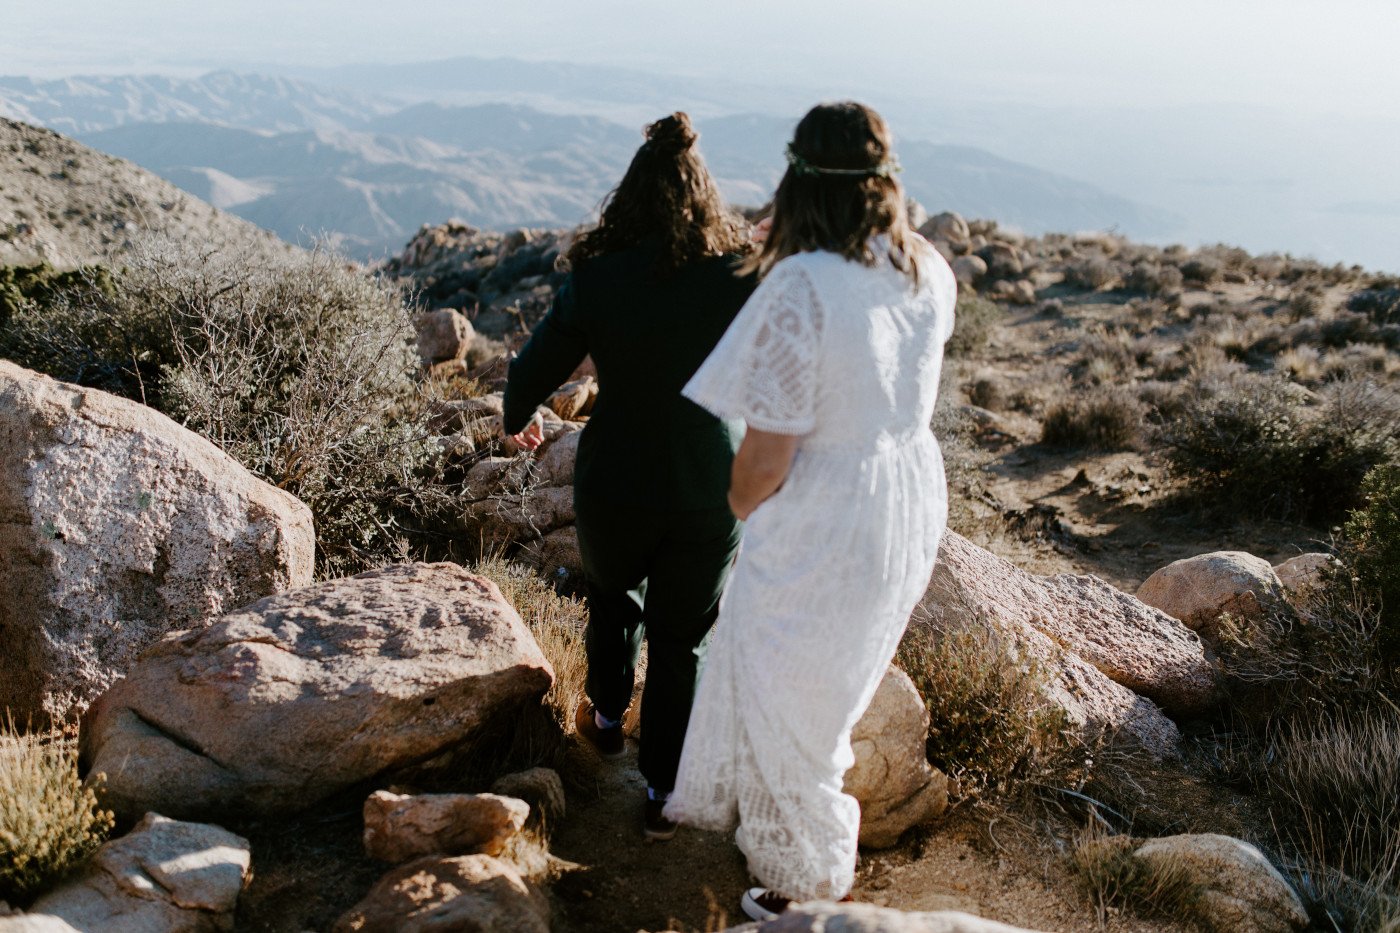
[502,112,756,839]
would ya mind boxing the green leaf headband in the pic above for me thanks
[785,142,902,179]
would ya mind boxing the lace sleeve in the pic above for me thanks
[682,259,823,435]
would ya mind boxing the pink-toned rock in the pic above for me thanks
[536,430,580,488]
[363,790,529,863]
[1137,552,1283,645]
[23,813,250,933]
[415,309,475,362]
[332,855,550,933]
[1273,553,1338,592]
[950,254,987,286]
[1132,834,1308,933]
[845,666,949,848]
[924,532,1218,716]
[910,532,1218,758]
[919,211,971,244]
[80,563,553,821]
[490,768,566,826]
[0,361,314,726]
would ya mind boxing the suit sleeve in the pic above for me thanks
[502,276,589,435]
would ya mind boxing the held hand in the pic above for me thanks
[728,489,757,522]
[750,216,773,246]
[510,413,546,451]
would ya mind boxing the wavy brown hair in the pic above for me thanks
[566,112,748,277]
[745,101,920,283]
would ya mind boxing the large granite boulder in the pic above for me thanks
[1137,552,1284,646]
[19,813,249,933]
[0,361,314,726]
[80,563,553,821]
[1131,834,1308,933]
[910,532,1219,758]
[844,667,949,848]
[332,854,550,933]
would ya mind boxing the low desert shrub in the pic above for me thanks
[896,619,1080,796]
[0,263,114,331]
[1179,256,1223,284]
[0,722,114,905]
[1346,463,1400,660]
[946,295,1002,357]
[1158,373,1399,522]
[1349,286,1400,326]
[1,236,448,576]
[1063,257,1121,291]
[1040,386,1144,451]
[1070,831,1203,927]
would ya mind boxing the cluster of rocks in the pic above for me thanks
[917,211,1041,306]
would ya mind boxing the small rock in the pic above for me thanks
[332,854,550,933]
[1132,834,1308,933]
[919,211,970,245]
[464,456,530,497]
[950,255,987,286]
[1137,552,1284,646]
[363,790,529,863]
[1273,553,1338,592]
[461,486,576,548]
[491,767,566,827]
[977,243,1024,279]
[548,378,595,421]
[845,666,949,848]
[536,430,580,487]
[1009,280,1036,305]
[24,813,249,933]
[415,309,476,363]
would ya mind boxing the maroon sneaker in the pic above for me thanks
[573,699,626,760]
[644,796,678,841]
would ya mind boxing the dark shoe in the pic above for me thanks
[643,797,678,841]
[741,888,792,922]
[574,699,626,760]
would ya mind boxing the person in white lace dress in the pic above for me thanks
[662,102,957,920]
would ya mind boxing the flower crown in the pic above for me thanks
[785,143,902,179]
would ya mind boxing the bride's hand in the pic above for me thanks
[750,216,773,246]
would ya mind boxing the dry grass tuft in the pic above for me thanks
[897,619,1084,798]
[0,719,114,905]
[1069,827,1204,926]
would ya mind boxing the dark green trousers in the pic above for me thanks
[574,491,742,794]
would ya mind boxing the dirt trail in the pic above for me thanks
[545,742,1193,933]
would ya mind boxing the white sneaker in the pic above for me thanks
[741,888,792,922]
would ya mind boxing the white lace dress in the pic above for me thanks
[663,240,957,900]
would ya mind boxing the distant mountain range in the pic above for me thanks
[0,70,1182,261]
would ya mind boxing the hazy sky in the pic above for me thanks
[4,0,1399,118]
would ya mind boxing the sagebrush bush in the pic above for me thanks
[1159,373,1399,522]
[1063,257,1120,291]
[946,294,1002,357]
[1040,386,1144,451]
[0,724,114,904]
[1346,463,1400,660]
[1,236,450,576]
[897,620,1081,796]
[0,262,114,330]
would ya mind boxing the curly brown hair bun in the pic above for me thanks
[567,111,747,278]
[645,112,699,155]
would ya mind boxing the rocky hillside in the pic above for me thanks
[0,118,287,269]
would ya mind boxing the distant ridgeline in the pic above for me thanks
[0,72,1177,262]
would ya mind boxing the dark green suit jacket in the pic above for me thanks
[503,242,756,511]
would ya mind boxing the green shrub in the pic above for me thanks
[946,294,1002,357]
[0,262,114,331]
[1159,374,1399,522]
[1347,463,1400,660]
[1040,387,1144,450]
[897,620,1079,796]
[1,723,114,905]
[0,237,449,576]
